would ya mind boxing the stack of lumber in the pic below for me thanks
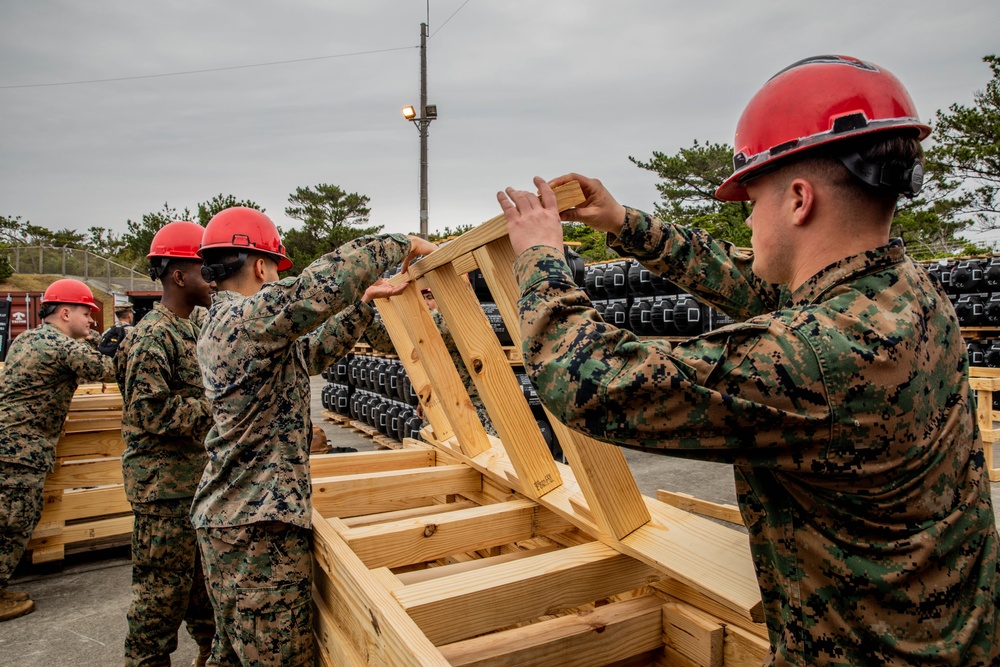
[309,182,771,666]
[27,382,131,563]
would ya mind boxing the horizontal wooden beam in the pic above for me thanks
[56,430,125,459]
[394,545,561,586]
[340,499,478,528]
[342,499,568,571]
[656,490,744,526]
[28,514,132,550]
[312,465,481,519]
[437,593,664,667]
[662,601,724,667]
[44,458,123,490]
[396,540,662,646]
[40,485,129,523]
[309,448,436,478]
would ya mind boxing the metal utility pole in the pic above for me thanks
[403,22,436,239]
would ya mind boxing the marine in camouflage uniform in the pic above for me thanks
[192,223,418,666]
[116,301,215,666]
[0,322,114,616]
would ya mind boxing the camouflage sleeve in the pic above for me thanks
[297,302,375,376]
[60,335,116,383]
[516,246,830,467]
[242,233,410,356]
[362,315,396,355]
[610,207,783,320]
[122,331,212,438]
[190,306,208,332]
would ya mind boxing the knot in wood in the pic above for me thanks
[423,524,438,537]
[472,359,484,374]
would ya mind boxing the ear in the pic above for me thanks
[171,267,187,288]
[253,256,269,281]
[788,178,815,227]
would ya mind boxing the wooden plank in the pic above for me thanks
[396,540,662,646]
[437,593,664,667]
[342,499,568,570]
[651,579,768,639]
[44,458,123,490]
[63,418,122,433]
[474,237,649,539]
[656,490,744,526]
[975,385,1000,482]
[724,624,771,667]
[393,181,586,284]
[340,500,478,528]
[31,544,65,564]
[384,282,490,457]
[66,409,123,421]
[28,514,133,550]
[395,544,561,586]
[425,265,561,499]
[309,448,436,478]
[311,465,482,518]
[311,510,451,666]
[69,393,123,410]
[56,430,125,459]
[39,485,130,523]
[662,601,724,667]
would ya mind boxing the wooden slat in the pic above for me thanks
[69,393,123,410]
[395,540,661,646]
[55,430,125,459]
[474,236,649,539]
[426,265,561,499]
[311,465,482,518]
[28,514,133,550]
[656,490,744,526]
[44,458,123,490]
[39,485,130,523]
[436,593,664,667]
[662,601,724,667]
[309,448,436,478]
[652,579,768,639]
[342,499,568,570]
[340,499,478,528]
[311,511,451,666]
[63,418,121,433]
[394,545,561,586]
[724,624,771,666]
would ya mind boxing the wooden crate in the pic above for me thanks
[970,368,1000,482]
[311,182,769,666]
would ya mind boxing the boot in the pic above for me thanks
[0,588,30,602]
[0,596,35,622]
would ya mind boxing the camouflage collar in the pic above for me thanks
[787,238,906,307]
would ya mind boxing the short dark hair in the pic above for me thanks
[201,249,276,284]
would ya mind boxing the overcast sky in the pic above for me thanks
[1,1,998,247]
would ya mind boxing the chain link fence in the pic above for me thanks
[0,245,157,292]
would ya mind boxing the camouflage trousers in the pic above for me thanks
[0,462,46,589]
[473,398,497,437]
[196,522,313,667]
[125,501,215,667]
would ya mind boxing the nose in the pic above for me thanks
[745,213,753,228]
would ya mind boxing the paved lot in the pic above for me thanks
[2,376,998,666]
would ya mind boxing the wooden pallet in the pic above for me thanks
[28,386,131,563]
[310,181,768,666]
[970,368,1000,482]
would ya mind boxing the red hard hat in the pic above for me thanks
[198,207,292,271]
[41,278,99,310]
[148,221,205,260]
[716,55,932,202]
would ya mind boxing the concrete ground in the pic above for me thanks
[2,375,999,666]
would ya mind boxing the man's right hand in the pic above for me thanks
[549,173,627,236]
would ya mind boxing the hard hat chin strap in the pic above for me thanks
[201,252,249,283]
[837,151,925,198]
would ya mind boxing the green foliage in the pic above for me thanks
[924,55,1000,233]
[85,226,127,257]
[630,140,752,247]
[119,202,194,265]
[428,224,474,242]
[197,194,264,226]
[0,215,27,245]
[281,184,382,273]
[562,223,616,263]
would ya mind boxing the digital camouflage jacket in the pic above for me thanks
[191,234,410,530]
[0,324,115,471]
[115,302,212,508]
[515,208,1000,666]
